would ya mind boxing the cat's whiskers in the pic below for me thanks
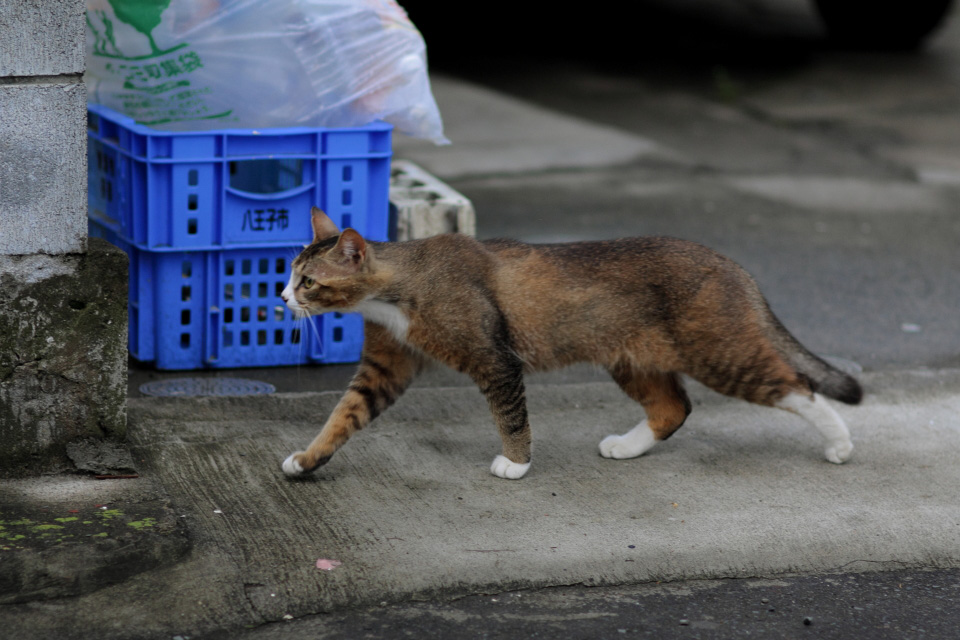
[295,312,305,364]
[305,312,323,356]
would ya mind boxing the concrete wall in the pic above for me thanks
[0,1,86,77]
[1,0,128,475]
[1,0,88,255]
[0,83,88,255]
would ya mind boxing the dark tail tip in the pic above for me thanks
[828,374,863,405]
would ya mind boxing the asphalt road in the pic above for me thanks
[232,568,960,640]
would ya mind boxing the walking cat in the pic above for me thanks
[281,207,861,480]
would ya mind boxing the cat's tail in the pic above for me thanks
[767,313,863,405]
[790,347,863,405]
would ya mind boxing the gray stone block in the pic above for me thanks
[0,238,128,476]
[0,82,87,255]
[390,160,476,241]
[0,0,85,76]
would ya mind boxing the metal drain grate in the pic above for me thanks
[139,378,276,397]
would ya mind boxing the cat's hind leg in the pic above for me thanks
[682,337,854,463]
[600,367,691,459]
[776,391,853,464]
[685,348,853,464]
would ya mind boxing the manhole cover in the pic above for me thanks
[139,378,276,397]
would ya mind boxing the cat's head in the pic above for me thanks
[281,207,378,317]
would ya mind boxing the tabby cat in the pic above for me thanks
[281,207,861,480]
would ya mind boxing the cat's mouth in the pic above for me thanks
[285,300,314,319]
[281,294,311,318]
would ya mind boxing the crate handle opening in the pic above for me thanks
[227,159,308,196]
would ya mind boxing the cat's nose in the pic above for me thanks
[280,292,289,302]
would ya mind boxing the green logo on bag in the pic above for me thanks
[108,0,172,56]
[87,0,232,126]
[88,0,185,60]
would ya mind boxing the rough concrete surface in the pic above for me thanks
[0,0,85,76]
[0,81,87,255]
[2,369,959,639]
[0,474,190,604]
[65,439,137,475]
[0,238,128,475]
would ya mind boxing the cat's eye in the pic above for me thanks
[301,276,315,289]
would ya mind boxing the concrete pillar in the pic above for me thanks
[1,0,128,476]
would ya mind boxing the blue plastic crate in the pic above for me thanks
[87,104,392,250]
[90,219,363,370]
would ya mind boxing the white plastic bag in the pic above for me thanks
[85,0,448,143]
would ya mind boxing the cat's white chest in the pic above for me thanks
[355,299,410,343]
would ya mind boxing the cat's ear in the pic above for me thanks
[311,207,340,242]
[333,229,367,265]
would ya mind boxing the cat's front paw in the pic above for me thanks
[282,452,308,477]
[825,439,853,464]
[281,451,332,477]
[490,454,530,480]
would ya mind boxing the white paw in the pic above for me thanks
[282,453,305,476]
[600,435,636,459]
[490,454,530,480]
[599,422,657,459]
[825,440,853,464]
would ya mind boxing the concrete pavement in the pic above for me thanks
[4,369,960,638]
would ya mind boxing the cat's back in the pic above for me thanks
[397,234,726,271]
[483,235,743,289]
[389,233,753,300]
[382,233,495,280]
[389,234,765,371]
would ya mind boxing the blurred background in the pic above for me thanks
[129,0,960,393]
